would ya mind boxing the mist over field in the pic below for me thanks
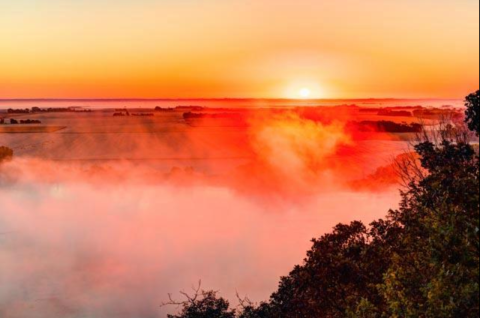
[0,160,400,317]
[0,107,410,317]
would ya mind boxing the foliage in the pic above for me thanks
[165,287,236,318]
[465,90,479,136]
[381,138,479,317]
[263,220,400,317]
[380,112,479,317]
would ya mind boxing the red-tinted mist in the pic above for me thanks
[0,109,411,317]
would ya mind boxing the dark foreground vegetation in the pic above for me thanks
[165,91,480,318]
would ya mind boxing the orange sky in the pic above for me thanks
[0,0,478,99]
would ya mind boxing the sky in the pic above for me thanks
[0,0,478,99]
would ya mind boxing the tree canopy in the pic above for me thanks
[465,90,479,136]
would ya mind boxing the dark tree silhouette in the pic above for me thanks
[381,139,479,317]
[465,90,479,136]
[164,283,236,318]
[263,220,400,317]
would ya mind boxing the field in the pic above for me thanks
[0,107,421,179]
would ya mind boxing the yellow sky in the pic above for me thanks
[0,0,478,99]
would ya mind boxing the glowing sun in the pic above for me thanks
[299,88,311,99]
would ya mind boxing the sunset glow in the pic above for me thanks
[0,0,478,99]
[1,1,479,317]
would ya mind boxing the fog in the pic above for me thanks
[0,114,406,317]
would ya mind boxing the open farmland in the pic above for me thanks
[0,107,423,180]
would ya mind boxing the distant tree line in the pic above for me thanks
[352,120,423,133]
[7,108,30,114]
[377,109,413,117]
[165,90,480,318]
[7,119,42,125]
[183,112,246,120]
[182,113,421,133]
[155,107,176,112]
[155,106,205,112]
[1,118,42,124]
[7,107,91,114]
[180,108,451,134]
[113,111,154,117]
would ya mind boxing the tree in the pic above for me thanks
[382,142,478,317]
[238,302,273,318]
[465,90,479,136]
[164,284,236,318]
[261,220,401,317]
[380,92,479,317]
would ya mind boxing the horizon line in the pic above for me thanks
[0,97,464,102]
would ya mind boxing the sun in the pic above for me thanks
[284,82,324,99]
[299,88,311,99]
